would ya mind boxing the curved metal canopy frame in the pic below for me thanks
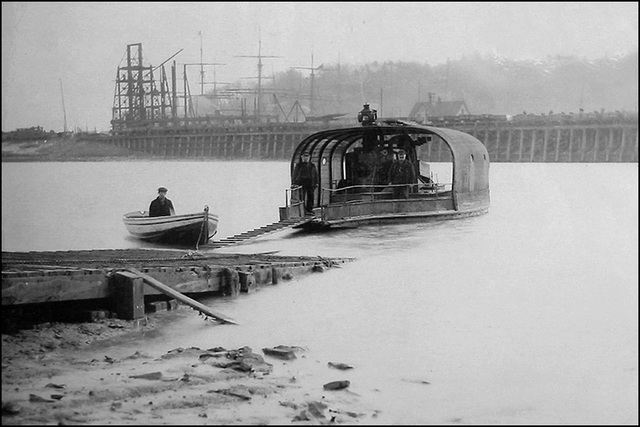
[289,121,490,207]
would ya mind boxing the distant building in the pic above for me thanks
[408,97,470,123]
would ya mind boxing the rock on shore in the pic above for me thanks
[1,308,374,425]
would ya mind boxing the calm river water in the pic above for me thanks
[2,161,638,424]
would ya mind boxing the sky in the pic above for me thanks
[2,2,638,132]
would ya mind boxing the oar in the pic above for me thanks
[126,267,237,325]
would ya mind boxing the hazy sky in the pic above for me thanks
[2,2,637,132]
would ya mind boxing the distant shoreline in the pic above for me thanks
[1,155,284,163]
[1,137,288,162]
[1,136,139,162]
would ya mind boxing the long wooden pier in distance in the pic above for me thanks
[106,121,638,163]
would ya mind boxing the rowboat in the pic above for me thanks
[279,112,490,229]
[123,206,218,245]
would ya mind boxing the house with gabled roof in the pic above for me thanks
[408,97,470,123]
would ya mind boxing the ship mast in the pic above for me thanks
[292,50,323,116]
[199,31,204,95]
[59,78,68,133]
[235,29,281,121]
[185,31,225,115]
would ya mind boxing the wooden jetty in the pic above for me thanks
[125,267,237,324]
[2,248,352,324]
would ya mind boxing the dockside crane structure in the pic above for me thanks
[112,43,184,132]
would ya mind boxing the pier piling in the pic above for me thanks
[107,122,637,162]
[111,271,145,320]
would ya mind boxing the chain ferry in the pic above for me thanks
[279,104,490,229]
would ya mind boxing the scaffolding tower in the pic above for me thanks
[111,43,173,130]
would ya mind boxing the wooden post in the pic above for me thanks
[281,134,287,159]
[492,129,497,161]
[605,127,614,162]
[542,128,549,162]
[555,128,561,162]
[506,129,512,162]
[581,128,587,162]
[619,126,626,162]
[482,128,489,161]
[238,271,256,293]
[568,127,574,162]
[530,129,536,162]
[518,128,524,162]
[111,271,145,320]
[593,127,600,162]
[635,127,639,162]
[219,267,240,297]
[273,134,278,158]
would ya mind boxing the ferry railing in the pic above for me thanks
[280,185,307,220]
[285,185,305,208]
[321,182,453,204]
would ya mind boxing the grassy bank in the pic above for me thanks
[1,134,147,162]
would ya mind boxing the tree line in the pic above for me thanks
[260,52,638,119]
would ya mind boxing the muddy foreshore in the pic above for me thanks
[2,307,377,425]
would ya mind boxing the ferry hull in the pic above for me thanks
[292,190,489,229]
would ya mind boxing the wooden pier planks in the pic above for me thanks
[2,249,353,309]
[126,267,236,324]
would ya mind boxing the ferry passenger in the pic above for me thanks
[390,134,417,164]
[388,150,416,198]
[292,152,319,215]
[149,186,176,217]
[375,148,394,186]
[356,149,377,188]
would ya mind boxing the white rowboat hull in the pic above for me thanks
[123,210,218,244]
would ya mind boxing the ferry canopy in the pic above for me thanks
[290,120,490,198]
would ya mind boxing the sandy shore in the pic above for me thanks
[2,307,376,425]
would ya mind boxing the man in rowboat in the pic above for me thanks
[149,186,176,217]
